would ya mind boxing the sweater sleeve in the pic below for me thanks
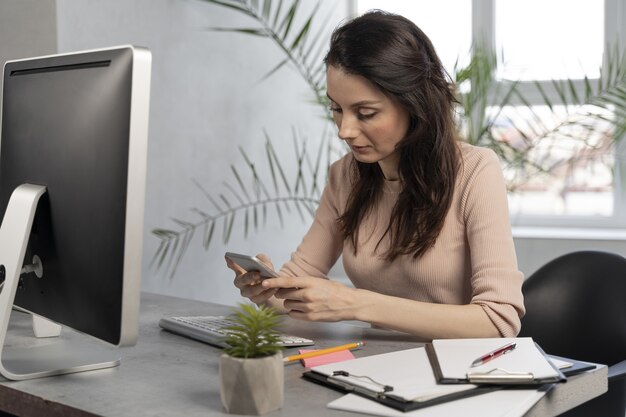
[461,149,525,337]
[278,157,347,278]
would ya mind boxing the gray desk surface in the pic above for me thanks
[0,293,607,417]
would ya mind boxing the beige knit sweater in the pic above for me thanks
[280,143,525,337]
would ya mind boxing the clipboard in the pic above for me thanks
[548,354,597,377]
[425,337,567,385]
[301,347,501,412]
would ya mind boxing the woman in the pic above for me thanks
[226,10,524,339]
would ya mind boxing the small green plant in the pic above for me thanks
[223,303,283,358]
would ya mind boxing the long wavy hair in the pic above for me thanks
[324,10,460,261]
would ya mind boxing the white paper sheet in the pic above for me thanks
[309,347,476,401]
[328,387,549,417]
[432,337,559,381]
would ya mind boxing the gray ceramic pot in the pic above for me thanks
[219,351,284,415]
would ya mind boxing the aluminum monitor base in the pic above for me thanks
[0,184,119,380]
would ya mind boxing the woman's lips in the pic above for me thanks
[350,144,369,154]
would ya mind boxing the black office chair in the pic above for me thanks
[519,250,626,417]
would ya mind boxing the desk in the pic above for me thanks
[0,293,607,417]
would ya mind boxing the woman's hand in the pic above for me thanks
[261,276,360,322]
[226,253,278,305]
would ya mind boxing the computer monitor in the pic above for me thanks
[0,45,151,380]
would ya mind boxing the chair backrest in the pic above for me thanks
[519,250,626,366]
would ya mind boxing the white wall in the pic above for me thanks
[53,0,347,306]
[0,0,56,62]
[514,231,626,278]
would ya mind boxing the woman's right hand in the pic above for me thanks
[225,253,279,305]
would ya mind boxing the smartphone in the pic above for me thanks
[224,252,278,278]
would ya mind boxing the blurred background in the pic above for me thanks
[1,0,624,307]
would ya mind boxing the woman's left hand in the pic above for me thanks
[261,276,360,322]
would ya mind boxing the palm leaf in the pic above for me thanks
[199,0,328,107]
[456,44,626,192]
[151,134,328,278]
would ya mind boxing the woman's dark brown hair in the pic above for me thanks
[324,10,460,260]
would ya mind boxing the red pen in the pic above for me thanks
[470,342,517,367]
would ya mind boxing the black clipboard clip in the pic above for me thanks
[328,370,394,399]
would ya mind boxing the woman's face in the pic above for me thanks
[326,65,410,180]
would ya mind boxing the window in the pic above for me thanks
[356,0,472,72]
[495,0,604,81]
[355,0,626,228]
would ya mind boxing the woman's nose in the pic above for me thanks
[337,116,359,141]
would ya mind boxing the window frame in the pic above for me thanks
[474,0,626,229]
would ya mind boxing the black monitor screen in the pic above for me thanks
[0,46,150,346]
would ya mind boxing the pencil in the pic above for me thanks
[283,341,365,363]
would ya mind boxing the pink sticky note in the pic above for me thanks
[298,348,355,368]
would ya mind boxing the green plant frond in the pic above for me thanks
[223,211,236,243]
[292,197,306,221]
[219,193,233,209]
[253,205,259,229]
[301,7,332,66]
[171,227,196,278]
[262,203,268,225]
[230,165,252,202]
[192,178,224,212]
[261,0,272,21]
[533,81,554,111]
[201,0,327,107]
[239,146,272,200]
[289,1,319,50]
[272,0,284,27]
[165,235,180,274]
[203,220,216,249]
[260,57,290,82]
[153,133,327,276]
[566,78,581,105]
[308,133,326,197]
[201,0,255,17]
[171,217,194,229]
[551,79,570,106]
[583,75,594,102]
[265,135,280,195]
[191,207,210,219]
[210,27,267,36]
[278,0,299,41]
[266,137,292,194]
[274,200,284,227]
[292,131,309,196]
[281,198,292,215]
[244,208,249,238]
[150,238,170,268]
[516,99,550,139]
[597,91,626,109]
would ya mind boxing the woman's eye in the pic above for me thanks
[329,106,342,114]
[358,112,376,120]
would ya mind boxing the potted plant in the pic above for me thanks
[219,303,284,415]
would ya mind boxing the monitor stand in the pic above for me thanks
[32,314,62,338]
[0,184,120,380]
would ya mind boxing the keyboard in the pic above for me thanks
[158,315,315,348]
